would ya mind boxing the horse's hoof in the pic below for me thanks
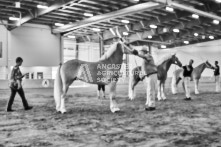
[129,97,134,100]
[56,111,61,114]
[60,109,67,114]
[110,108,120,113]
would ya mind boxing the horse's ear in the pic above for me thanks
[172,53,176,56]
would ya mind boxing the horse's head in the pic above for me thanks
[171,54,182,67]
[205,60,214,69]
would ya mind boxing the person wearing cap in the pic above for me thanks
[6,57,33,112]
[133,46,158,111]
[183,59,194,100]
[213,61,220,92]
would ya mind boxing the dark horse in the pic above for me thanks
[128,54,182,100]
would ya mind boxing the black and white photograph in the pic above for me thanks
[0,0,221,146]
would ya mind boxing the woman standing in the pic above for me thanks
[213,61,220,92]
[6,57,33,112]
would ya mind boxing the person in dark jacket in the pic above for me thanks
[183,59,194,100]
[213,61,220,92]
[6,57,33,112]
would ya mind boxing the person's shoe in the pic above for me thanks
[184,97,191,101]
[6,109,15,112]
[145,107,156,111]
[25,106,33,111]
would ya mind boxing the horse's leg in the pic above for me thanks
[161,82,167,100]
[194,79,199,94]
[109,81,120,113]
[171,75,179,94]
[157,80,162,100]
[60,80,72,114]
[128,76,139,100]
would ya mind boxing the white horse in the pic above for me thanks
[128,54,182,100]
[54,42,135,113]
[171,61,214,94]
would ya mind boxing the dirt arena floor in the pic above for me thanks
[0,80,221,147]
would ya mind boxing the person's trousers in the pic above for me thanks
[145,74,157,107]
[184,77,191,98]
[215,76,220,92]
[6,87,29,110]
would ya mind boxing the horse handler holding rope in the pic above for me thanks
[183,59,194,100]
[133,46,158,111]
[213,61,220,92]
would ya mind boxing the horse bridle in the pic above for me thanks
[173,56,182,67]
[205,61,213,69]
[119,40,134,54]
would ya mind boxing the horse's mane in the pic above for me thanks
[99,42,119,61]
[155,54,174,66]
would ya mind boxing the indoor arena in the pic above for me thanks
[0,0,221,146]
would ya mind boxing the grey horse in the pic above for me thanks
[171,61,214,94]
[54,42,136,113]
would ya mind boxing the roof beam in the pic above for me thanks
[8,0,78,30]
[53,2,165,34]
[154,0,221,21]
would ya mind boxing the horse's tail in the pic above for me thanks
[171,70,178,94]
[128,67,139,100]
[54,63,63,111]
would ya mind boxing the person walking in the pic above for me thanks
[6,57,33,112]
[183,59,194,100]
[213,61,220,92]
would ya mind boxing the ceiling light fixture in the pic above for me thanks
[15,2,21,8]
[37,5,48,9]
[92,28,101,32]
[123,32,129,36]
[121,20,130,24]
[149,24,157,29]
[55,23,64,27]
[192,14,199,19]
[202,35,206,39]
[209,35,214,39]
[194,33,198,36]
[184,41,189,44]
[165,7,174,12]
[215,0,221,3]
[67,35,76,39]
[9,17,19,21]
[147,35,152,39]
[213,20,219,24]
[163,28,168,32]
[161,45,167,48]
[84,13,93,17]
[173,28,180,33]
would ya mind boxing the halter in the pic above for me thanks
[119,40,134,54]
